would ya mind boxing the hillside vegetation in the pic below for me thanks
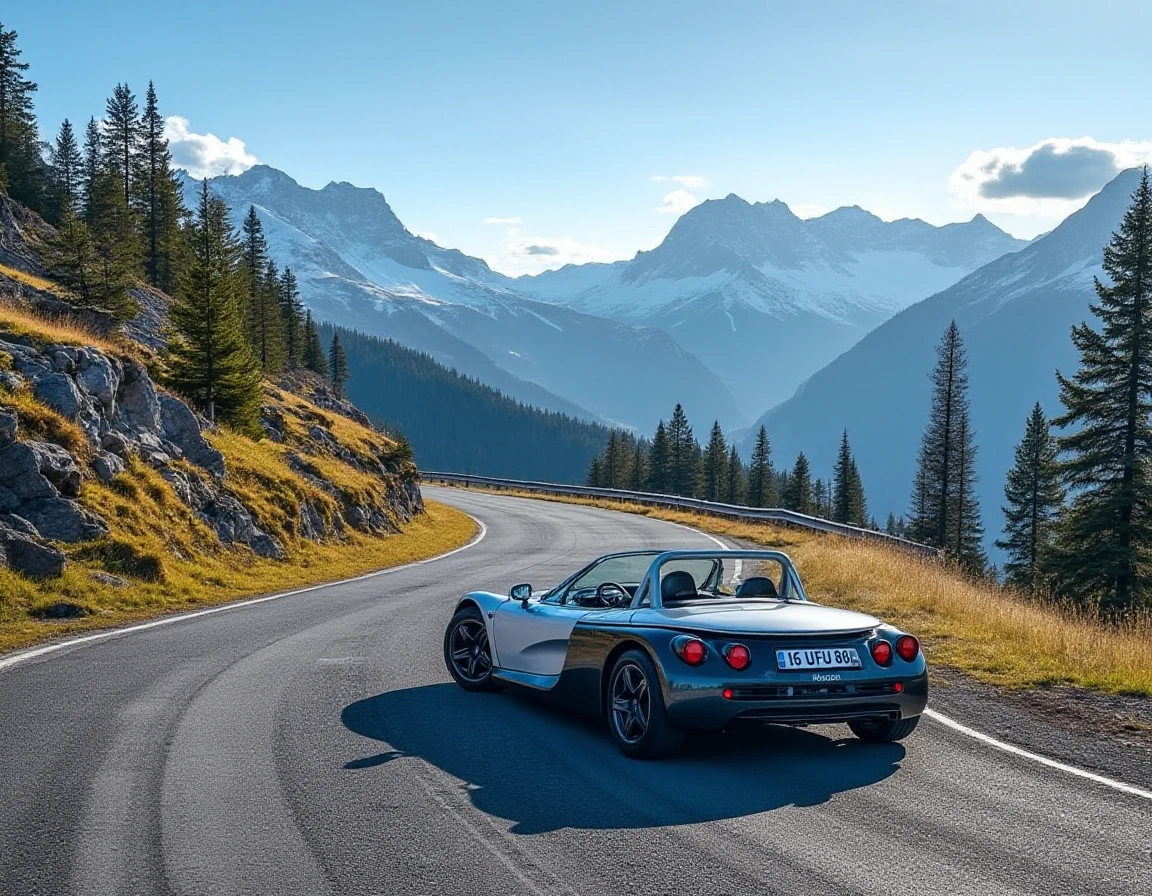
[0,299,474,654]
[321,323,612,482]
[461,488,1152,697]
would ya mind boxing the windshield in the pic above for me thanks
[657,555,792,602]
[561,552,658,600]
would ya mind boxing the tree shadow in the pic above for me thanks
[342,684,906,834]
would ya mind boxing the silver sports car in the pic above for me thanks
[444,549,928,758]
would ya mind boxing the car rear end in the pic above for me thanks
[656,624,928,731]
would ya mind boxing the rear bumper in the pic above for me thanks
[663,671,929,730]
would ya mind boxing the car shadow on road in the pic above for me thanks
[342,684,906,834]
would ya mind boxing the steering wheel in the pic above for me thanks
[594,582,632,609]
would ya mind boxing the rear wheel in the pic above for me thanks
[444,606,501,692]
[607,650,684,759]
[848,715,920,742]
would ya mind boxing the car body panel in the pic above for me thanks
[451,550,928,732]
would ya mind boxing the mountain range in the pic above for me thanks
[747,166,1142,546]
[182,167,742,433]
[521,195,1027,414]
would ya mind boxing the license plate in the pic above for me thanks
[776,647,862,671]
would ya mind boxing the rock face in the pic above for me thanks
[0,320,424,581]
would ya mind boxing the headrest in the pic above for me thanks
[735,576,778,598]
[661,569,698,602]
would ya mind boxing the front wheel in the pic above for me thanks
[607,650,684,758]
[444,606,501,692]
[848,715,920,742]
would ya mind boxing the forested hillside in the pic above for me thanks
[318,324,611,481]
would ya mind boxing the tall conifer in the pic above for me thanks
[666,403,699,496]
[47,119,82,223]
[0,23,43,210]
[702,420,727,501]
[166,181,262,434]
[279,267,305,368]
[1053,168,1152,611]
[746,425,776,507]
[103,83,139,207]
[784,452,814,514]
[303,310,328,376]
[725,444,745,505]
[137,82,185,292]
[329,331,350,397]
[647,421,670,493]
[997,403,1063,592]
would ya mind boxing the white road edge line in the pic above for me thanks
[922,709,1152,800]
[0,516,488,674]
[664,512,1152,802]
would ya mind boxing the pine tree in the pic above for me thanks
[328,331,350,397]
[666,403,699,496]
[628,439,647,491]
[303,310,329,376]
[46,119,82,223]
[587,455,604,488]
[279,267,305,368]
[137,82,185,293]
[725,444,745,505]
[908,320,984,568]
[43,203,94,303]
[647,420,670,492]
[166,181,262,434]
[746,425,777,507]
[81,117,100,224]
[847,457,867,526]
[246,256,285,372]
[784,452,814,514]
[832,430,855,523]
[701,420,727,501]
[86,163,140,319]
[0,23,43,211]
[1052,168,1152,611]
[103,83,139,208]
[996,403,1063,593]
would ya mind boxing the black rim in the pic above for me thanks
[449,618,492,682]
[610,663,650,744]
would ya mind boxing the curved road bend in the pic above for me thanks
[0,486,1149,895]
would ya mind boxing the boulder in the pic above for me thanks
[76,350,120,413]
[0,409,16,446]
[19,497,108,542]
[0,524,67,579]
[89,570,129,588]
[100,430,131,457]
[91,450,125,482]
[157,393,226,477]
[0,442,56,500]
[158,467,193,506]
[31,371,82,420]
[298,502,324,541]
[0,370,23,391]
[344,504,370,531]
[249,530,286,560]
[27,441,82,497]
[115,358,161,434]
[0,487,20,513]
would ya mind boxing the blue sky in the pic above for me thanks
[12,1,1152,273]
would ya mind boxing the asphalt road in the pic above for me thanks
[1,486,1149,896]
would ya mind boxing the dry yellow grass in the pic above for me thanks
[0,382,92,460]
[0,301,127,355]
[0,262,70,297]
[0,498,475,653]
[450,487,1152,696]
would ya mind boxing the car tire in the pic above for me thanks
[607,649,685,759]
[848,715,920,742]
[444,606,501,692]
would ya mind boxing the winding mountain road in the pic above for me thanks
[1,487,1149,895]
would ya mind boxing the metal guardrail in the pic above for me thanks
[421,471,939,557]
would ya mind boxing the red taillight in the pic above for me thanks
[676,638,707,666]
[724,644,751,670]
[894,682,904,693]
[895,635,920,662]
[722,688,734,700]
[871,640,892,666]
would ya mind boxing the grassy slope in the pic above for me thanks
[454,488,1152,697]
[0,306,476,654]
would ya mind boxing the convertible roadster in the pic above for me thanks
[443,549,927,758]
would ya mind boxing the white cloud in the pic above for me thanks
[164,115,259,179]
[490,233,624,276]
[949,137,1152,216]
[655,189,701,215]
[482,216,522,225]
[652,174,707,189]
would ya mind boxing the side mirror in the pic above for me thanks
[509,583,532,605]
